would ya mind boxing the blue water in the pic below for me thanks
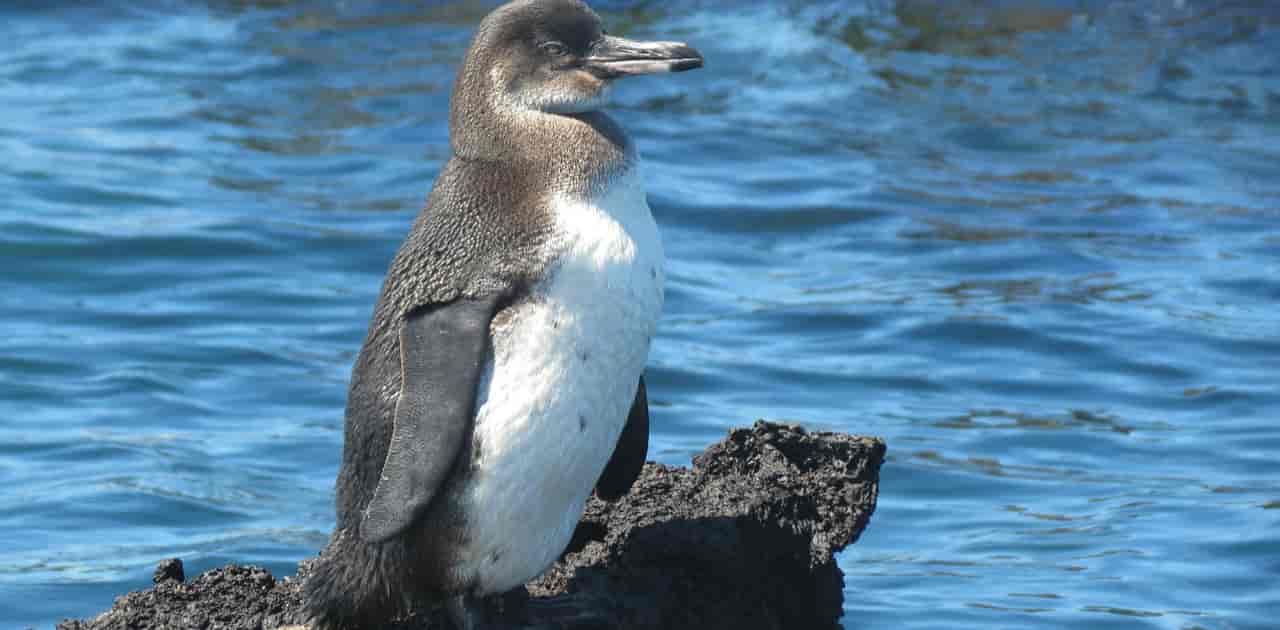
[3,1,1278,628]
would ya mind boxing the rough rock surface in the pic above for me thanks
[59,421,885,630]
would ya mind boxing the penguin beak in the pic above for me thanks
[584,35,703,78]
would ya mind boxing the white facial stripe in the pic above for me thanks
[535,84,612,113]
[500,78,611,114]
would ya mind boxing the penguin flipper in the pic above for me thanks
[360,294,502,543]
[594,376,649,501]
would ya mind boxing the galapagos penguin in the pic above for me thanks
[301,1,702,628]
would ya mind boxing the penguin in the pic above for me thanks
[301,1,702,628]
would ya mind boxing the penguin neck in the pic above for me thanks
[448,73,633,195]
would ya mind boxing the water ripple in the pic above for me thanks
[2,1,1279,629]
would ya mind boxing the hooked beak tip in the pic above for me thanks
[670,52,704,72]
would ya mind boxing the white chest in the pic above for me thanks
[455,168,664,594]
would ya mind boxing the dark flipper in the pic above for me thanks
[595,376,649,502]
[361,294,501,543]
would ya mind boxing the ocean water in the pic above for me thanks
[2,0,1278,628]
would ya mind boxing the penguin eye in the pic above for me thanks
[539,41,569,57]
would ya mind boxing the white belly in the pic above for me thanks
[455,168,664,594]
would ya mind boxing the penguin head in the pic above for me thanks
[468,0,703,114]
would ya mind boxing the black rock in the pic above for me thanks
[152,558,184,584]
[59,421,885,630]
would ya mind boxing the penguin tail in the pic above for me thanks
[300,528,405,630]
